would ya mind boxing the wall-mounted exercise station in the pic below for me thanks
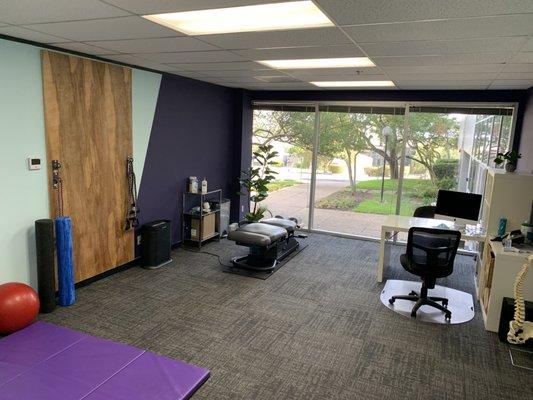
[0,50,211,399]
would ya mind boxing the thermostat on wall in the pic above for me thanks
[28,157,42,170]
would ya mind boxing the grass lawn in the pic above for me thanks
[267,179,301,192]
[316,178,431,216]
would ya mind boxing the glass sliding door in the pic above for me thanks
[251,104,316,228]
[250,101,516,240]
[398,108,462,215]
[400,106,516,213]
[312,105,405,238]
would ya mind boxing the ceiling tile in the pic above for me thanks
[237,82,316,90]
[194,69,272,78]
[489,80,533,89]
[168,61,267,71]
[137,50,246,63]
[491,79,533,89]
[497,72,533,80]
[389,72,498,81]
[397,82,490,89]
[512,52,533,63]
[316,0,533,25]
[285,67,383,77]
[521,38,533,52]
[167,70,210,78]
[0,26,68,43]
[360,37,527,57]
[234,45,364,60]
[381,64,505,74]
[85,37,217,53]
[25,16,180,42]
[255,75,301,83]
[196,77,265,84]
[53,42,117,55]
[99,54,173,72]
[0,0,130,25]
[502,63,533,73]
[372,53,515,67]
[103,53,154,64]
[394,79,492,90]
[103,0,289,15]
[293,73,390,81]
[197,28,351,50]
[343,14,533,43]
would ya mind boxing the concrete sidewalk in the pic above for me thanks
[262,182,388,238]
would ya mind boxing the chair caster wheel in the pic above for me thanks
[409,291,417,296]
[442,300,448,308]
[389,298,395,305]
[445,313,451,322]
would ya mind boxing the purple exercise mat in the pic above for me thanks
[0,321,210,400]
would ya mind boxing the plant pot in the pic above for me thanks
[505,162,517,173]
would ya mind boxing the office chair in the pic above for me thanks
[413,205,436,218]
[389,227,461,321]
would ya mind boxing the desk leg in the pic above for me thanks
[377,228,392,283]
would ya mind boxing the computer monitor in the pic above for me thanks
[435,189,482,225]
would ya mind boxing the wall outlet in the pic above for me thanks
[136,235,142,246]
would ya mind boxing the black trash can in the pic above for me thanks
[141,220,172,269]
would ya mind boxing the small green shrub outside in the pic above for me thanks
[434,159,458,181]
[364,166,390,177]
[328,165,343,174]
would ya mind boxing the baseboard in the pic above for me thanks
[74,257,141,289]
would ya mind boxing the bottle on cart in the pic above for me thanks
[201,177,208,194]
[189,176,198,193]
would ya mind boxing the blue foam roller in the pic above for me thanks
[55,216,76,306]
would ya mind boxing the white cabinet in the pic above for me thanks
[477,241,533,332]
[481,169,533,236]
[477,169,533,332]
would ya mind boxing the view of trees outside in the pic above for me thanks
[252,109,464,237]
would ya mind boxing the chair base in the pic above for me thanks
[389,285,452,321]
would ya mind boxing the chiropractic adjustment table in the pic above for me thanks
[228,217,300,272]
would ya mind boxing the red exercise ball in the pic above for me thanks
[0,282,40,335]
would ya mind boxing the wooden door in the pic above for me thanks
[42,51,134,282]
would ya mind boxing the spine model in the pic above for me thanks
[507,254,533,345]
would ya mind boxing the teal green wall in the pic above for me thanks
[0,38,162,288]
[133,69,161,191]
[0,39,49,288]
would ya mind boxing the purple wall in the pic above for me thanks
[137,74,243,244]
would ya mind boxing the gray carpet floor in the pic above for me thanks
[41,234,533,399]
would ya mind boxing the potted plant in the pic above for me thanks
[494,150,521,172]
[238,143,278,222]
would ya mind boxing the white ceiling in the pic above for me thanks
[0,0,532,90]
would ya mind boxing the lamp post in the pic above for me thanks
[380,126,392,202]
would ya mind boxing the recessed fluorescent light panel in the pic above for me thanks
[143,1,333,35]
[258,57,375,69]
[311,81,396,87]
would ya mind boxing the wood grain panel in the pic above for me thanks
[42,51,134,283]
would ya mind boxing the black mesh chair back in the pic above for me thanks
[406,227,461,279]
[413,205,436,219]
[389,227,462,321]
